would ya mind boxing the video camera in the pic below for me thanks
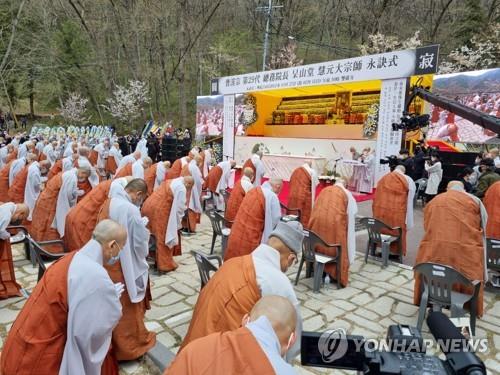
[301,311,486,374]
[392,113,430,132]
[379,155,400,171]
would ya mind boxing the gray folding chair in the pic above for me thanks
[7,225,31,262]
[360,217,402,267]
[190,250,222,289]
[205,209,232,258]
[486,238,500,290]
[280,202,301,222]
[28,237,66,282]
[295,229,342,292]
[414,262,481,335]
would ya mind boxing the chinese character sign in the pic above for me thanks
[223,95,235,159]
[374,78,408,183]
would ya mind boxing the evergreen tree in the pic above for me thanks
[453,0,486,47]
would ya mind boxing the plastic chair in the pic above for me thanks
[280,202,301,222]
[295,229,342,292]
[486,238,500,290]
[414,178,427,207]
[360,217,402,268]
[7,225,31,262]
[220,190,231,210]
[205,210,232,257]
[201,190,214,212]
[28,237,66,282]
[190,250,222,289]
[414,262,480,335]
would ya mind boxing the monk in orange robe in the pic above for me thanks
[7,153,37,203]
[180,156,203,232]
[63,177,132,252]
[31,167,92,252]
[180,221,303,356]
[97,179,156,360]
[114,162,132,179]
[0,203,29,300]
[5,146,17,164]
[224,179,282,261]
[106,143,121,176]
[242,152,264,185]
[224,167,254,226]
[47,158,63,180]
[0,160,14,198]
[144,161,171,195]
[372,165,415,256]
[414,181,487,316]
[1,220,126,375]
[142,176,193,272]
[166,296,297,375]
[203,160,236,210]
[308,181,357,287]
[165,155,191,180]
[287,161,319,229]
[484,181,500,238]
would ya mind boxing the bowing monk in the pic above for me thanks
[224,178,282,261]
[47,157,63,180]
[414,181,487,316]
[131,156,153,179]
[8,153,37,203]
[165,155,191,180]
[76,146,100,188]
[9,154,30,188]
[224,167,254,226]
[106,142,122,176]
[287,161,319,228]
[0,158,14,197]
[203,159,236,210]
[308,179,358,287]
[167,296,297,375]
[5,143,18,164]
[97,178,156,360]
[200,147,212,178]
[484,181,500,238]
[144,161,171,195]
[31,166,91,252]
[0,203,29,299]
[181,221,303,360]
[64,177,133,252]
[372,165,415,258]
[1,220,126,375]
[115,150,141,175]
[24,160,51,221]
[142,176,193,272]
[242,151,265,186]
[181,156,203,232]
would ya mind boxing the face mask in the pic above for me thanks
[107,254,120,265]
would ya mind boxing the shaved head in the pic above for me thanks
[243,167,255,179]
[26,153,37,163]
[163,161,171,168]
[248,295,297,356]
[269,177,283,194]
[133,150,141,160]
[194,155,203,167]
[13,203,29,222]
[78,146,90,158]
[183,175,194,188]
[93,219,127,244]
[125,178,148,194]
[142,157,153,168]
[395,165,406,173]
[230,160,236,168]
[447,180,465,191]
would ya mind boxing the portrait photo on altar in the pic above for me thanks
[427,68,500,144]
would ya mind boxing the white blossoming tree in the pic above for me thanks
[439,24,500,74]
[359,31,422,55]
[58,92,89,124]
[104,80,150,126]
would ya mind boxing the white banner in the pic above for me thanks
[222,95,235,160]
[217,50,414,95]
[375,78,407,183]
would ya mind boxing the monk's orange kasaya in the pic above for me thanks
[224,178,247,227]
[114,163,132,179]
[287,166,313,229]
[165,158,182,180]
[483,181,500,238]
[7,166,29,203]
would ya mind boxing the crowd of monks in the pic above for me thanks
[0,133,498,374]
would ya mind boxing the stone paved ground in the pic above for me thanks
[1,215,499,374]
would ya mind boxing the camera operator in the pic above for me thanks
[424,153,442,202]
[398,149,414,179]
[413,145,426,180]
